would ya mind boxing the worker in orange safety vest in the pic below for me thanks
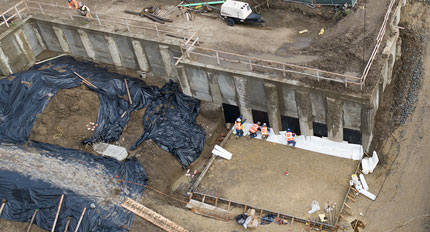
[248,122,261,139]
[286,128,296,147]
[234,117,245,138]
[261,123,269,140]
[68,0,79,9]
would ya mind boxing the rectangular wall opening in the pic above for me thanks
[313,122,328,137]
[281,115,301,135]
[343,128,362,144]
[222,103,240,123]
[252,109,269,126]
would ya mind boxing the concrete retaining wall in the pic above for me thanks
[0,0,407,151]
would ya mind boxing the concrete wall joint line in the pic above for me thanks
[105,35,123,67]
[52,26,71,53]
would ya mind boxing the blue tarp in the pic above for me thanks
[0,56,205,231]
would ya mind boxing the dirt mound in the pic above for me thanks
[30,85,99,151]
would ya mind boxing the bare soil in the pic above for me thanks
[198,137,357,220]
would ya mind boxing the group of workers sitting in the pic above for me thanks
[68,0,92,18]
[234,116,296,147]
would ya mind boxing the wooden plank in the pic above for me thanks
[121,198,189,232]
[51,194,64,232]
[0,199,6,216]
[74,208,87,232]
[124,79,132,104]
[26,209,38,232]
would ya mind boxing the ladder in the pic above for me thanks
[121,198,189,232]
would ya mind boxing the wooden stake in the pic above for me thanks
[124,79,132,105]
[339,214,347,221]
[0,199,6,216]
[74,208,87,232]
[227,201,231,211]
[214,197,218,207]
[73,72,98,89]
[64,216,71,232]
[51,194,64,232]
[26,209,39,232]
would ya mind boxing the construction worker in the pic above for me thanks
[234,117,245,138]
[67,0,79,9]
[286,128,296,147]
[261,123,269,140]
[78,2,92,18]
[248,122,261,139]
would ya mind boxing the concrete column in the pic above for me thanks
[295,90,313,136]
[233,75,253,122]
[264,82,282,134]
[176,65,192,96]
[52,26,71,53]
[361,104,376,152]
[131,40,149,72]
[159,45,177,81]
[207,72,223,104]
[77,29,95,60]
[0,46,13,75]
[14,30,36,66]
[326,97,344,142]
[33,26,47,51]
[105,36,122,67]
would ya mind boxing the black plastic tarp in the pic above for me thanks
[0,56,205,167]
[0,141,148,232]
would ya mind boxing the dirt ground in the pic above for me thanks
[198,137,357,219]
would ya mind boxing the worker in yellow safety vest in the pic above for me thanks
[78,2,92,18]
[248,122,261,139]
[261,123,269,140]
[234,117,245,138]
[286,128,296,147]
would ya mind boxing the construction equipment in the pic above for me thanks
[124,7,173,24]
[220,0,264,26]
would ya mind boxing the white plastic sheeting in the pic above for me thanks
[235,122,363,160]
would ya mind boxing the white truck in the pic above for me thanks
[220,0,264,26]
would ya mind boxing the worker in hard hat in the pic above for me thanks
[78,2,92,18]
[286,128,296,147]
[234,117,245,138]
[67,0,79,9]
[248,121,261,139]
[261,123,269,140]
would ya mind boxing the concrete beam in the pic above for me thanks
[176,65,192,96]
[33,24,47,51]
[233,75,253,122]
[14,29,36,67]
[0,46,13,75]
[264,82,282,134]
[105,35,123,67]
[361,104,376,152]
[208,72,223,104]
[52,26,71,53]
[78,29,95,60]
[131,40,150,72]
[159,45,176,81]
[326,97,344,142]
[295,90,313,137]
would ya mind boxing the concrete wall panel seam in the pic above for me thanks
[104,35,123,67]
[52,26,71,53]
